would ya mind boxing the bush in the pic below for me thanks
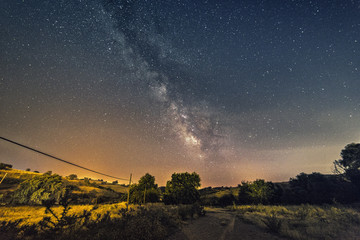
[218,194,236,207]
[262,213,282,233]
[67,174,77,180]
[0,163,12,170]
[238,180,275,204]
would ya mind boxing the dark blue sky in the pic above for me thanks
[1,0,360,186]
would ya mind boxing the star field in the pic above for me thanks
[1,0,360,186]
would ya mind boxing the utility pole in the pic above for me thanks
[0,173,8,185]
[126,173,132,210]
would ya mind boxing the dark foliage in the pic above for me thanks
[238,179,275,204]
[217,194,236,207]
[334,143,360,187]
[164,172,201,205]
[67,174,77,180]
[0,163,12,170]
[286,172,360,204]
[129,173,160,204]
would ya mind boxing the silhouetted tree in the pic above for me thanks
[288,172,360,204]
[334,143,360,187]
[164,172,201,204]
[0,163,12,170]
[67,174,78,180]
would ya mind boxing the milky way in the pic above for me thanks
[1,0,360,186]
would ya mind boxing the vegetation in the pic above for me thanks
[12,174,66,205]
[0,202,204,240]
[235,204,360,240]
[66,174,77,180]
[0,162,12,170]
[129,173,160,204]
[2,142,360,239]
[0,169,126,205]
[164,172,201,204]
[238,179,275,204]
[334,143,360,187]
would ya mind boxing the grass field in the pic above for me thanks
[0,203,203,240]
[233,204,360,240]
[0,202,129,225]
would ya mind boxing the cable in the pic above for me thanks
[0,136,129,181]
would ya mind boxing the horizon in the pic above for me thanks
[1,0,360,187]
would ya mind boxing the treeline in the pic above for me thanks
[129,172,201,205]
[201,173,360,207]
[202,143,360,206]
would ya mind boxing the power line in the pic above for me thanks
[0,136,129,181]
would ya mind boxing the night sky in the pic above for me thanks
[1,0,360,186]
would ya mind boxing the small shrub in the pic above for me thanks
[296,204,310,220]
[0,163,12,170]
[262,213,282,233]
[67,174,77,180]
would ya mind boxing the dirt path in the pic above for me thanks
[168,208,288,240]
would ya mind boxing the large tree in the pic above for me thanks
[164,172,201,204]
[129,173,160,204]
[334,143,360,186]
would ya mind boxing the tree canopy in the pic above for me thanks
[164,172,201,204]
[334,143,360,186]
[238,179,274,204]
[129,173,159,204]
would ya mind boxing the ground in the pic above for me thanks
[168,208,287,240]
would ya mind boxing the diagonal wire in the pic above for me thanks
[0,136,129,181]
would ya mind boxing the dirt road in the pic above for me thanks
[168,208,288,240]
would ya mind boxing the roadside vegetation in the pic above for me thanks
[234,204,360,240]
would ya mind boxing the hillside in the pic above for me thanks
[0,168,128,205]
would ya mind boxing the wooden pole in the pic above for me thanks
[0,173,8,185]
[126,173,132,210]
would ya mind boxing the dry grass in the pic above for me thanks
[105,184,128,193]
[0,169,40,180]
[234,204,360,240]
[0,202,129,226]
